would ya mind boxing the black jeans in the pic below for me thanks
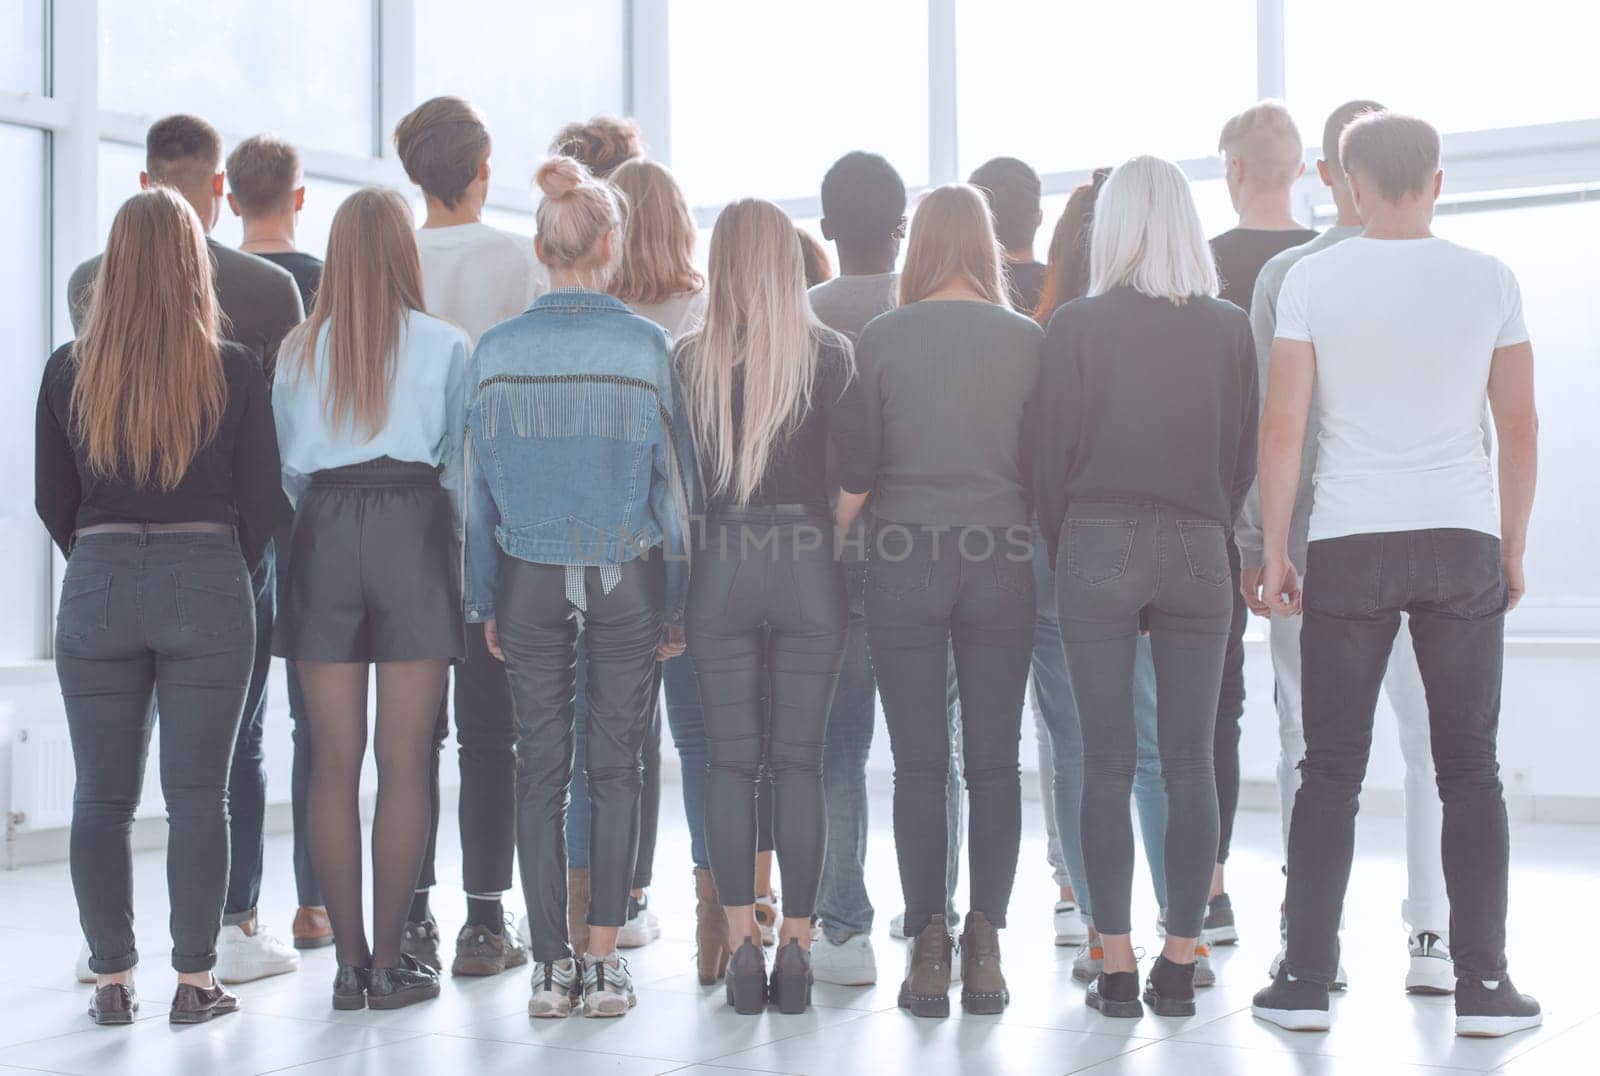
[686,509,848,917]
[1286,528,1511,984]
[1057,501,1232,939]
[416,623,518,899]
[498,554,664,962]
[56,532,255,973]
[221,547,274,922]
[1213,539,1248,865]
[867,524,1034,936]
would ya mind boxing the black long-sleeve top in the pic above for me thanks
[1033,287,1258,566]
[35,341,290,566]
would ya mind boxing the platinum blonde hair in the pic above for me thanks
[680,198,850,506]
[1088,155,1219,305]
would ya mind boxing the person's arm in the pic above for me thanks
[1258,338,1314,616]
[34,353,81,555]
[463,345,502,628]
[825,338,875,535]
[1032,307,1080,570]
[439,331,470,540]
[653,336,699,627]
[1016,323,1045,521]
[231,354,291,569]
[838,321,885,539]
[1230,317,1261,526]
[1237,270,1277,613]
[1487,340,1537,611]
[259,275,307,387]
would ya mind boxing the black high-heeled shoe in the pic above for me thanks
[332,963,369,1011]
[768,939,813,1015]
[725,939,768,1014]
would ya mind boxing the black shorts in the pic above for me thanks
[273,457,466,663]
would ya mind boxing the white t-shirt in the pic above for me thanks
[1275,236,1528,542]
[414,222,549,345]
[629,288,707,341]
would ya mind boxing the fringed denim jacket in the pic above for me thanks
[463,288,698,624]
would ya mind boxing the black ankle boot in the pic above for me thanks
[1144,955,1197,1016]
[1087,969,1143,1018]
[768,939,812,1014]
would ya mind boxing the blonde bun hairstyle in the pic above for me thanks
[533,155,627,276]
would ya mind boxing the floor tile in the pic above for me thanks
[264,1032,681,1075]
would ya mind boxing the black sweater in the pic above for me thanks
[35,341,290,566]
[1033,287,1258,565]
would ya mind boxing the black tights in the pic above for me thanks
[298,659,448,968]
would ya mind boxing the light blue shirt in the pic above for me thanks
[273,310,470,530]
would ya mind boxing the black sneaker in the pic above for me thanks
[368,953,441,1010]
[1086,970,1143,1019]
[1454,977,1542,1038]
[1203,893,1237,945]
[400,916,442,972]
[1143,955,1196,1017]
[1251,967,1330,1031]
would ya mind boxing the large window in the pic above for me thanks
[668,0,930,207]
[99,0,375,155]
[412,0,627,193]
[1284,0,1600,138]
[0,126,51,661]
[0,2,46,94]
[955,0,1257,176]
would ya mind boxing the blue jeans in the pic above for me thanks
[1029,524,1167,927]
[222,546,274,923]
[816,565,964,942]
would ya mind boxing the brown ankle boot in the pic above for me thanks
[694,867,730,984]
[897,914,953,1018]
[567,868,591,957]
[959,911,1009,1014]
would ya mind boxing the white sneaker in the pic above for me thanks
[1406,931,1455,995]
[810,931,877,986]
[580,953,637,1017]
[753,892,779,946]
[616,894,660,949]
[528,958,580,1018]
[890,913,908,940]
[214,918,300,984]
[1054,901,1088,946]
[1072,939,1103,982]
[1269,947,1347,991]
[75,942,94,984]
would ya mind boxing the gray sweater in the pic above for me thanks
[855,300,1042,527]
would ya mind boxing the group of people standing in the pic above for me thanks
[36,90,1541,1041]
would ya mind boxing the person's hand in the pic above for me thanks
[657,624,686,661]
[1240,565,1270,617]
[1502,552,1525,612]
[484,618,504,662]
[1262,553,1302,617]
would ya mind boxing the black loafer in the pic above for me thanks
[88,982,138,1025]
[170,980,239,1024]
[368,953,440,1010]
[332,963,370,1010]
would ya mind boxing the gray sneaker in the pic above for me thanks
[1194,936,1216,988]
[400,916,442,972]
[453,915,529,977]
[528,958,580,1019]
[580,953,636,1018]
[1072,940,1104,983]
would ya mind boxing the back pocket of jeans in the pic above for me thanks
[173,569,249,637]
[57,573,112,640]
[1176,520,1229,587]
[1066,519,1136,586]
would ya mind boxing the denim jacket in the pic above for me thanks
[464,288,698,624]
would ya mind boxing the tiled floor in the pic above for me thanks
[0,795,1594,1075]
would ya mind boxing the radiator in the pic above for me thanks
[10,722,166,832]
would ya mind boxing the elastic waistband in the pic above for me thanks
[709,503,830,524]
[310,457,443,488]
[74,521,235,539]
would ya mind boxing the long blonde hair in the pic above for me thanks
[898,183,1008,307]
[72,188,225,490]
[682,199,845,506]
[283,186,425,438]
[608,159,704,305]
[1089,156,1219,305]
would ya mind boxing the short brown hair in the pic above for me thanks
[549,115,644,180]
[145,113,223,193]
[1340,111,1440,202]
[393,96,490,209]
[226,134,303,215]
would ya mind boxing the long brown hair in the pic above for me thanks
[283,187,425,438]
[608,159,704,305]
[897,184,1008,307]
[72,188,225,490]
[1034,167,1110,322]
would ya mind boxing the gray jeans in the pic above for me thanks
[1057,502,1232,939]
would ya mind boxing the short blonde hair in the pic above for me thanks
[1218,100,1304,188]
[1089,156,1218,305]
[226,134,302,215]
[1340,111,1440,203]
[898,183,1007,307]
[533,156,626,272]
